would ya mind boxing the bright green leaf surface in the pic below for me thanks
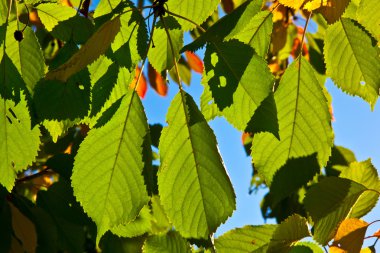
[148,17,183,73]
[0,93,40,191]
[158,92,236,239]
[267,214,310,253]
[357,0,380,41]
[72,91,150,243]
[143,231,191,253]
[111,10,147,69]
[94,0,122,18]
[215,224,277,253]
[304,177,367,245]
[36,4,77,32]
[225,10,273,57]
[324,18,380,108]
[252,58,333,185]
[166,0,219,31]
[202,40,274,131]
[111,205,152,238]
[340,159,380,218]
[4,21,45,93]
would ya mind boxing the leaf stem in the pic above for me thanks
[16,168,52,183]
[299,11,312,59]
[165,9,206,33]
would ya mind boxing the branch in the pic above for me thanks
[16,168,52,183]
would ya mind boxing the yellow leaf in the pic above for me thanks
[303,0,330,11]
[278,0,307,10]
[46,17,121,82]
[9,203,37,253]
[332,218,369,253]
[360,248,374,253]
[330,246,346,253]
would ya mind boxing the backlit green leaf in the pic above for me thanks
[202,40,274,131]
[357,0,380,41]
[166,0,219,31]
[158,92,236,239]
[324,18,380,108]
[215,224,277,253]
[340,159,380,218]
[267,214,310,253]
[225,10,273,57]
[148,16,183,73]
[36,4,77,32]
[252,58,333,185]
[304,177,367,245]
[72,91,150,243]
[0,93,40,191]
[289,242,324,253]
[94,0,122,18]
[143,231,191,253]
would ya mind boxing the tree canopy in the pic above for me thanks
[0,0,379,252]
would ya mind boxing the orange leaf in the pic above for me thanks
[373,229,380,238]
[148,64,168,97]
[330,246,346,253]
[60,0,73,7]
[332,218,369,253]
[29,11,42,26]
[185,51,204,74]
[130,66,148,98]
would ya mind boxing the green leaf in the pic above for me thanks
[357,0,380,41]
[112,10,147,69]
[0,53,27,102]
[3,21,45,93]
[304,177,367,245]
[101,233,146,253]
[36,3,77,31]
[150,195,171,234]
[214,224,277,253]
[51,15,95,44]
[182,0,262,52]
[289,242,324,253]
[94,0,122,18]
[269,154,320,205]
[72,91,149,243]
[143,231,191,253]
[225,10,273,57]
[111,205,152,238]
[324,18,380,108]
[166,0,219,31]
[158,92,236,239]
[251,57,333,185]
[0,93,40,191]
[202,40,274,131]
[340,159,380,218]
[267,214,310,253]
[325,145,356,176]
[148,16,183,73]
[33,70,91,120]
[46,16,121,82]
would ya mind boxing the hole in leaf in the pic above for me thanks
[360,81,366,86]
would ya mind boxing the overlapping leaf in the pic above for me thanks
[93,0,122,18]
[202,40,274,131]
[357,0,380,41]
[3,21,45,93]
[0,93,40,191]
[166,0,219,31]
[324,18,380,108]
[72,91,150,243]
[304,177,367,245]
[143,231,191,253]
[313,0,351,24]
[46,16,121,82]
[340,159,380,218]
[158,92,236,239]
[289,242,324,253]
[331,218,369,253]
[148,17,183,73]
[36,3,76,31]
[225,10,273,57]
[267,214,310,253]
[215,225,277,253]
[251,58,333,185]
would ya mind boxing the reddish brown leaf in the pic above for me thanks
[332,218,369,253]
[130,66,148,98]
[221,0,234,14]
[185,51,204,74]
[148,64,168,97]
[373,229,380,238]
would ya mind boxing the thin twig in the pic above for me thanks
[16,168,52,183]
[299,11,312,59]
